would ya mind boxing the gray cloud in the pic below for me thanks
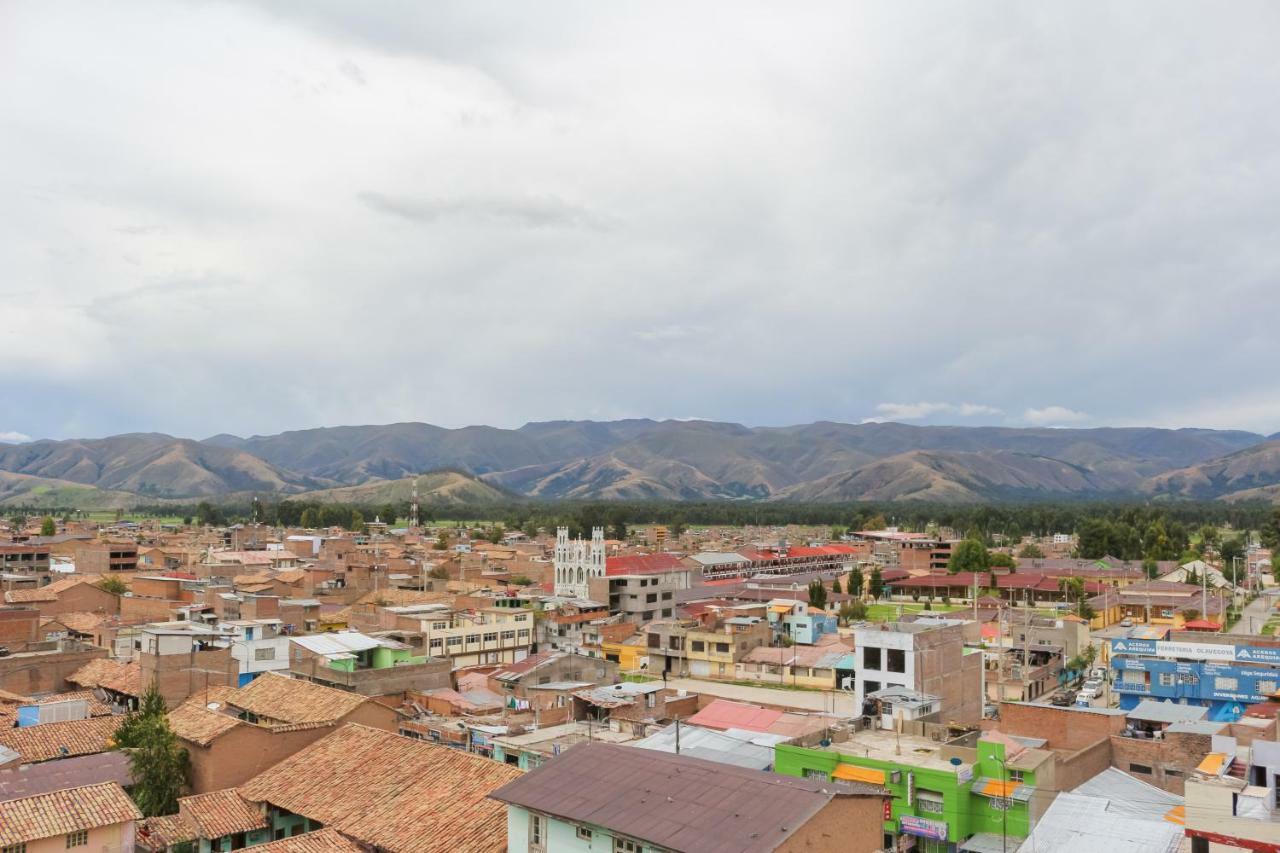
[359,191,607,230]
[2,1,1279,441]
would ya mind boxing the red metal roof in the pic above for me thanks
[605,553,686,577]
[686,698,783,733]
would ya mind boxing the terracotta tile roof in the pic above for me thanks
[0,714,120,763]
[273,569,307,584]
[239,724,521,852]
[0,781,141,846]
[67,658,142,697]
[55,611,109,634]
[168,697,243,747]
[250,828,364,851]
[4,575,100,603]
[226,672,368,727]
[179,789,268,838]
[137,813,198,848]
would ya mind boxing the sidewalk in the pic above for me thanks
[661,676,856,716]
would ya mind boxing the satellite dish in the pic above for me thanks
[206,702,221,711]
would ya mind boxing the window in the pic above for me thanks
[67,832,89,848]
[1259,680,1278,695]
[446,636,462,646]
[886,648,906,674]
[662,591,673,600]
[1129,763,1152,775]
[917,791,945,815]
[576,826,593,841]
[646,593,658,603]
[529,813,545,851]
[254,647,275,661]
[4,844,26,853]
[517,629,530,639]
[1215,677,1239,692]
[691,641,705,652]
[1158,672,1176,687]
[804,769,829,781]
[501,630,516,641]
[1166,769,1183,778]
[1007,770,1025,783]
[863,647,882,670]
[662,609,673,617]
[715,643,730,654]
[1120,669,1148,686]
[614,837,642,853]
[484,632,499,643]
[864,680,881,695]
[429,638,443,650]
[465,634,480,644]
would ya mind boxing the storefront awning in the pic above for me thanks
[832,764,885,784]
[958,832,1023,853]
[970,777,1034,802]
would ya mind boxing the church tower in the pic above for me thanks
[554,526,605,599]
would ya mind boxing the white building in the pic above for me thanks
[554,527,605,599]
[222,619,291,686]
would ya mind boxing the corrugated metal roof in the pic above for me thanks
[1127,699,1208,724]
[1020,791,1181,853]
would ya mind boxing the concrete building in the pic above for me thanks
[288,630,450,696]
[1184,738,1280,852]
[0,543,52,586]
[645,616,772,679]
[588,553,689,623]
[775,731,1045,853]
[1109,631,1280,720]
[854,619,984,725]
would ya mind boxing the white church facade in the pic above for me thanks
[553,526,605,599]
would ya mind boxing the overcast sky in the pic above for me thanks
[3,1,1279,443]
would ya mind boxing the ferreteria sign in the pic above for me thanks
[1111,638,1280,665]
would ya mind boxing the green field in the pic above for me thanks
[864,603,964,621]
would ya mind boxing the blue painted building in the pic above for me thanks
[1109,636,1280,721]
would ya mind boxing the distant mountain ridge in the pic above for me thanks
[1,420,1277,504]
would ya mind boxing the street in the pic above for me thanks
[1229,594,1274,635]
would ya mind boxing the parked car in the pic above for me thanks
[1119,618,1134,627]
[1051,691,1075,707]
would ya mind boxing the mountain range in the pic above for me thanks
[1,420,1279,507]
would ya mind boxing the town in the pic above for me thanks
[1,505,1278,852]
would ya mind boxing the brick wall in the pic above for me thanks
[1109,730,1211,794]
[0,645,108,695]
[998,702,1126,750]
[0,608,39,646]
[1054,736,1114,790]
[120,595,177,624]
[140,646,236,708]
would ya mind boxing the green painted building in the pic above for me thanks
[774,737,1039,852]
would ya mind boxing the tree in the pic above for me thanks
[39,516,56,537]
[1220,535,1246,582]
[299,508,320,529]
[99,575,128,596]
[433,532,448,551]
[124,716,189,816]
[1142,557,1160,579]
[869,566,884,601]
[807,580,828,611]
[989,551,1015,569]
[862,514,887,531]
[1261,508,1280,551]
[487,525,505,544]
[115,683,188,817]
[348,510,365,533]
[1058,577,1085,613]
[428,565,450,580]
[948,539,991,574]
[1017,542,1044,558]
[839,601,867,623]
[848,566,864,598]
[831,576,842,595]
[509,575,534,586]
